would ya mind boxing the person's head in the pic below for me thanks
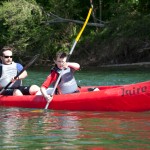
[0,46,13,65]
[54,51,68,69]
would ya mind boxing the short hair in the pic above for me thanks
[55,51,68,60]
[0,46,14,56]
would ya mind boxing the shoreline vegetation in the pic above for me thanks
[99,62,150,69]
[0,1,150,66]
[32,60,150,71]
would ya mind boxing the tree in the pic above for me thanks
[0,0,43,55]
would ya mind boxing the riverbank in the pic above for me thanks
[31,61,150,72]
[98,62,150,70]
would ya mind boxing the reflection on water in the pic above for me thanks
[0,108,150,149]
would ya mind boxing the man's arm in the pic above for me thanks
[17,63,28,79]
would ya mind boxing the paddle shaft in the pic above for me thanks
[0,54,39,94]
[45,8,92,109]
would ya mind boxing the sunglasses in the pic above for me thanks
[3,55,13,58]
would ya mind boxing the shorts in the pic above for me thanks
[1,86,31,96]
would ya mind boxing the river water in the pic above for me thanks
[0,68,150,149]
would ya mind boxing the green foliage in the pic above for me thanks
[35,0,85,59]
[75,0,150,65]
[0,0,150,65]
[0,0,42,54]
[138,0,150,14]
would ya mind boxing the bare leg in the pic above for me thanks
[13,89,23,96]
[36,88,53,95]
[29,85,40,95]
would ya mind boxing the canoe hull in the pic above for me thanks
[0,81,150,111]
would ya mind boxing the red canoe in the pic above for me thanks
[0,80,150,111]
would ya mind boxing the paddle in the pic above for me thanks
[44,7,93,109]
[0,54,40,95]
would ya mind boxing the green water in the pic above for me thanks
[0,68,150,149]
[26,68,150,86]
